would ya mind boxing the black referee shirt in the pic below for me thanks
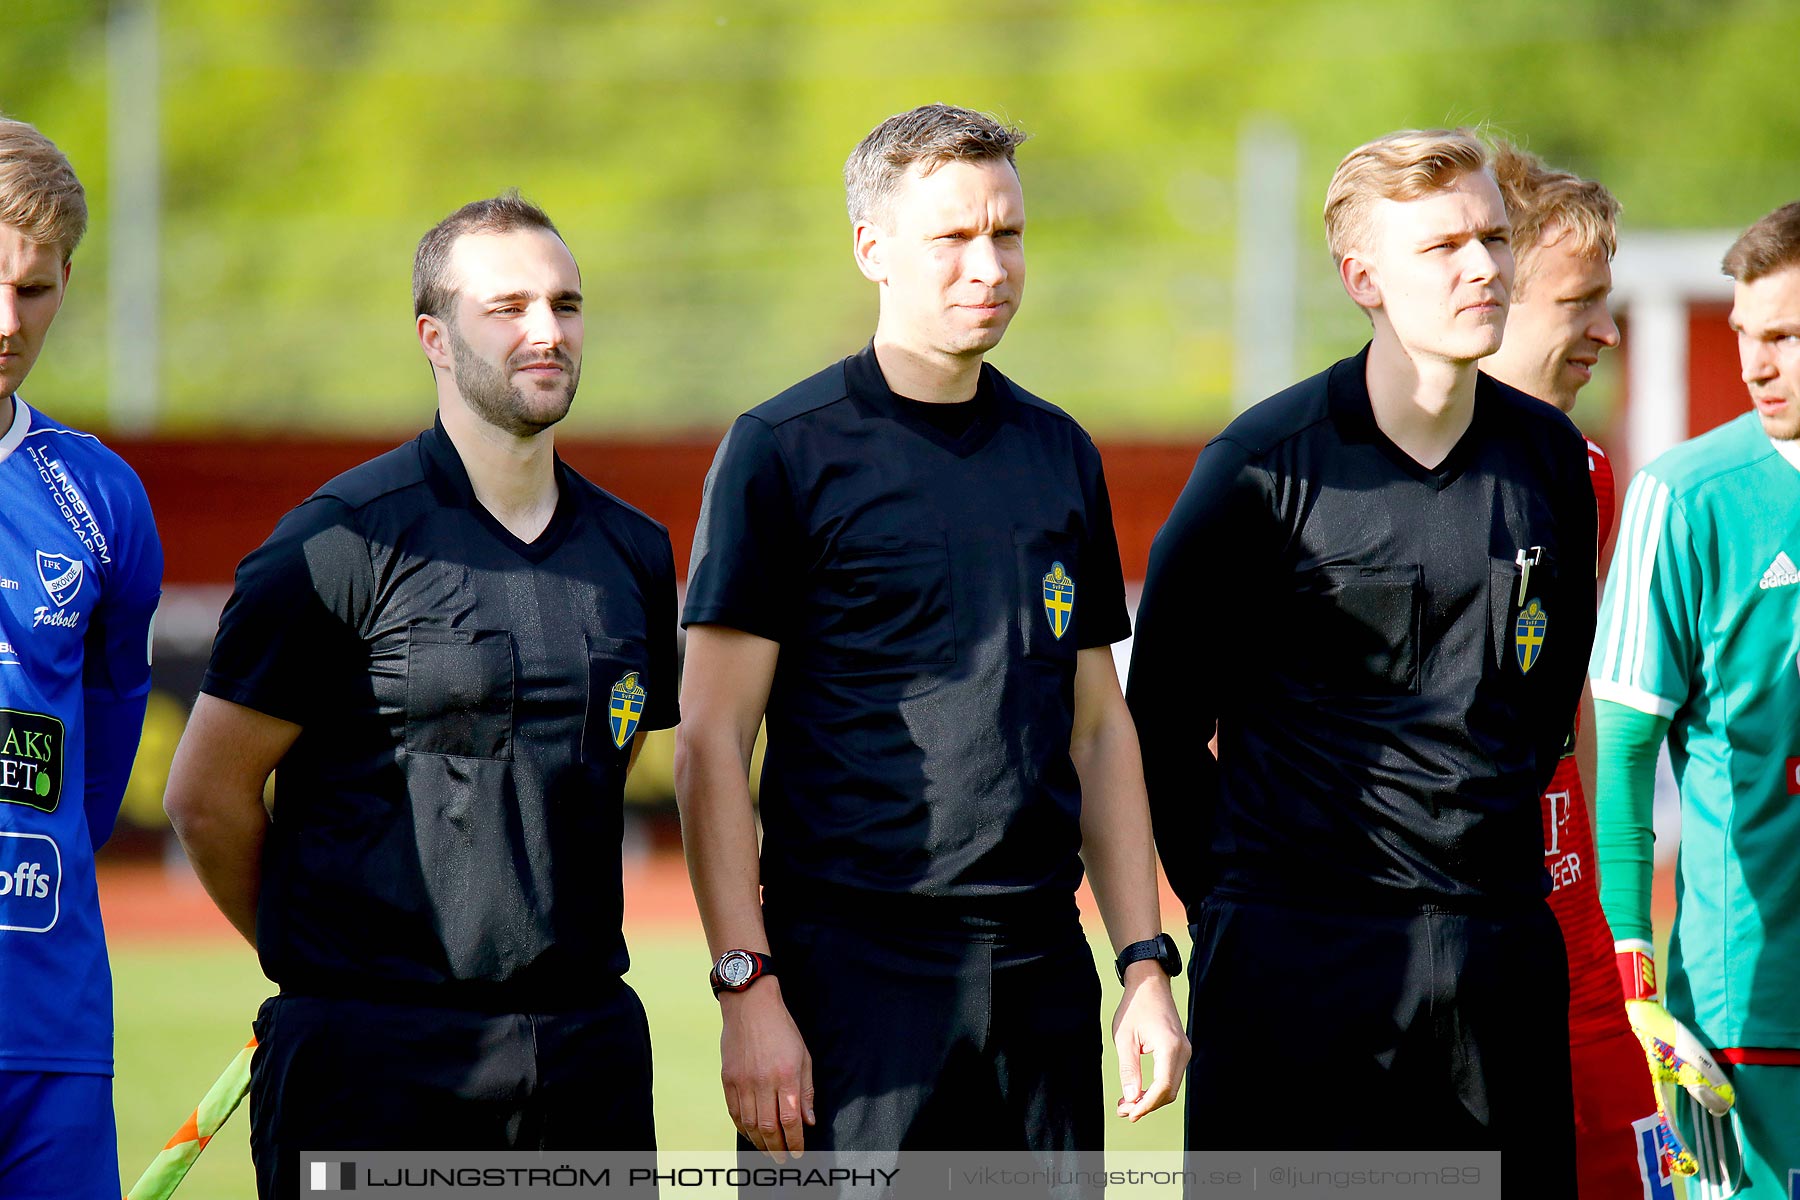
[1128,345,1596,917]
[684,344,1131,929]
[203,418,678,1007]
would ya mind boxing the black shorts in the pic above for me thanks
[1183,896,1573,1197]
[249,985,654,1199]
[762,917,1103,1155]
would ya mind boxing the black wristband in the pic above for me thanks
[1114,933,1182,985]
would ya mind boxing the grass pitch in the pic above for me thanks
[113,930,1189,1200]
[113,945,269,1200]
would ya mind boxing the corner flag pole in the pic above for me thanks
[124,1037,257,1200]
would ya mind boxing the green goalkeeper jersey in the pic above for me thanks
[1590,411,1800,1049]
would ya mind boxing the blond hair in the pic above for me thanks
[1323,128,1489,262]
[1488,139,1619,290]
[0,115,87,261]
[845,104,1027,226]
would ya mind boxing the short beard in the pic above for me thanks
[447,324,579,438]
[1760,407,1800,442]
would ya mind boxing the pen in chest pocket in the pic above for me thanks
[1515,545,1543,607]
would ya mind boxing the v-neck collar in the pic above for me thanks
[419,416,576,563]
[1330,343,1486,491]
[843,342,1005,458]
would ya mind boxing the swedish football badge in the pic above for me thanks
[608,672,646,749]
[35,550,82,608]
[1515,598,1547,674]
[1042,561,1074,641]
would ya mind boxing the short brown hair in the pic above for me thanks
[1323,128,1489,262]
[1722,201,1800,284]
[413,189,564,319]
[1488,139,1619,290]
[845,104,1028,226]
[0,115,87,261]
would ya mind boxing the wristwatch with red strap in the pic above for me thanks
[709,949,777,996]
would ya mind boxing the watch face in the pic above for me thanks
[720,952,754,988]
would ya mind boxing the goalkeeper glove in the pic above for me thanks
[1616,941,1736,1179]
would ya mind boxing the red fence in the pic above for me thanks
[108,434,1207,588]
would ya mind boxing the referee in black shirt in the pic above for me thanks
[1129,131,1593,1192]
[676,105,1187,1163]
[165,193,676,1197]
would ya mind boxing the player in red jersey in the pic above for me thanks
[1483,141,1662,1199]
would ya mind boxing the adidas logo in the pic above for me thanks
[1761,552,1800,590]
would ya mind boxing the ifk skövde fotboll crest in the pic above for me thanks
[35,551,82,609]
[1042,561,1074,641]
[609,671,646,749]
[1515,598,1548,674]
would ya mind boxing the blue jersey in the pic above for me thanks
[0,399,161,1075]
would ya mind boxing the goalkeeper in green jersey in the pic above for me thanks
[1590,200,1800,1198]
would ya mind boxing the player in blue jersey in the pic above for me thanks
[0,115,163,1198]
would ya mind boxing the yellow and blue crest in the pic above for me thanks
[1515,599,1548,674]
[1042,561,1075,641]
[609,671,647,749]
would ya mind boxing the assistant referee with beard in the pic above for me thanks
[165,193,675,1197]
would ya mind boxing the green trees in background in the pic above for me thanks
[5,0,1796,436]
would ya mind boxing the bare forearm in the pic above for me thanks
[674,729,771,957]
[162,693,298,948]
[1078,688,1191,1121]
[165,786,265,945]
[1075,718,1163,953]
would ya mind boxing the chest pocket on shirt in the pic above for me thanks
[813,533,956,671]
[1015,531,1080,662]
[1488,551,1565,682]
[1290,563,1422,696]
[583,635,651,762]
[403,627,515,760]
